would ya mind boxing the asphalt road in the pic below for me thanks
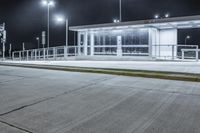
[0,65,200,133]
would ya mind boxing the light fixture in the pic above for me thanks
[41,0,55,49]
[41,0,55,6]
[42,0,48,5]
[187,35,191,39]
[185,35,191,45]
[55,15,65,23]
[113,19,120,23]
[154,14,159,19]
[49,1,54,6]
[165,13,170,18]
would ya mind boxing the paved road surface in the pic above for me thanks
[0,65,200,133]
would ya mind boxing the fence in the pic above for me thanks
[151,44,199,61]
[12,44,200,61]
[181,49,200,61]
[12,46,79,61]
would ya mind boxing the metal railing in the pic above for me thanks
[151,44,199,60]
[181,49,200,61]
[12,46,79,61]
[12,44,200,61]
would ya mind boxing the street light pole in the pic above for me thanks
[9,43,12,59]
[47,4,50,48]
[54,15,68,46]
[22,42,25,59]
[42,0,54,48]
[119,0,122,22]
[36,37,40,49]
[66,19,68,47]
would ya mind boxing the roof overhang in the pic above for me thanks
[69,15,200,32]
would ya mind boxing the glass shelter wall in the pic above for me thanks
[79,28,150,56]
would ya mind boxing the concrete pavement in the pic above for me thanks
[4,60,200,74]
[0,66,200,133]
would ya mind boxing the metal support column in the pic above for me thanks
[12,52,14,60]
[35,50,37,60]
[43,49,46,60]
[31,51,33,60]
[182,50,184,61]
[84,32,88,56]
[172,45,175,60]
[26,51,29,61]
[117,36,122,57]
[2,43,5,60]
[39,51,41,60]
[19,51,22,61]
[64,46,68,59]
[53,47,56,59]
[196,49,199,62]
[90,33,94,56]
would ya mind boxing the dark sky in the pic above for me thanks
[0,0,200,51]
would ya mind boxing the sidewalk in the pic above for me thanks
[3,60,200,75]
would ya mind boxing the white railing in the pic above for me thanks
[12,46,79,61]
[181,49,200,61]
[151,44,199,60]
[12,44,200,61]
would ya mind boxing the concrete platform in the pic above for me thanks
[3,60,200,74]
[0,66,200,133]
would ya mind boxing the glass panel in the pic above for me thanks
[80,34,84,46]
[89,28,149,56]
[87,35,90,46]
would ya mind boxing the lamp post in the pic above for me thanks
[55,15,69,47]
[119,0,122,22]
[9,43,12,59]
[36,37,40,49]
[54,15,68,58]
[22,42,25,59]
[185,35,190,45]
[42,0,54,49]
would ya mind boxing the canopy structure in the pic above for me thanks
[68,15,200,61]
[70,15,200,31]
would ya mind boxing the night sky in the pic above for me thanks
[0,0,200,51]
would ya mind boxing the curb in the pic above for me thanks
[0,63,200,82]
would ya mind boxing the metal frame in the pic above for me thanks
[12,46,79,61]
[70,15,200,32]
